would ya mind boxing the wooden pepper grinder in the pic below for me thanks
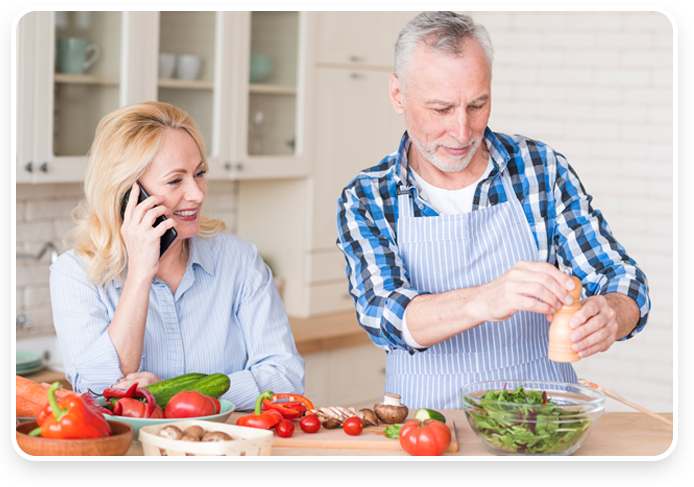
[548,275,583,363]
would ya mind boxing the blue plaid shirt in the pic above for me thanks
[336,129,650,353]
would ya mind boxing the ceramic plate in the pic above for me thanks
[96,398,235,436]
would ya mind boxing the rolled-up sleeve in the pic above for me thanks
[551,153,651,340]
[49,253,131,393]
[336,179,427,354]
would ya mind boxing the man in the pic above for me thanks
[336,11,650,409]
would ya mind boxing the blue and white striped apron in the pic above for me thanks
[385,167,577,409]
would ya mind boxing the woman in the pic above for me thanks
[50,101,305,411]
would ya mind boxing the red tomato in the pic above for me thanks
[150,405,165,418]
[275,419,295,438]
[342,416,363,436]
[399,419,451,456]
[299,414,321,434]
[164,391,217,419]
[208,396,221,414]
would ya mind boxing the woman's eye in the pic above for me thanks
[195,170,207,177]
[168,178,182,185]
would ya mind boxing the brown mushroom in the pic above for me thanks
[181,434,201,442]
[182,425,206,440]
[201,431,233,442]
[158,425,183,440]
[321,417,342,429]
[359,408,379,427]
[374,393,408,424]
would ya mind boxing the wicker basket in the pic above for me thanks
[139,420,273,456]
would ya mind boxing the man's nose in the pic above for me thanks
[448,110,472,143]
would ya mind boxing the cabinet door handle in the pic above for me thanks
[236,163,245,171]
[25,162,33,172]
[350,72,365,80]
[39,162,49,172]
[349,55,365,63]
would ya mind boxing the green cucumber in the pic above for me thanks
[414,408,447,424]
[153,373,231,408]
[143,372,208,398]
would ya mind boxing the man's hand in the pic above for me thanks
[474,261,576,323]
[564,293,640,358]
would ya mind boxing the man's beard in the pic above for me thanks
[410,135,482,173]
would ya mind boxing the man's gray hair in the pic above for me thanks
[394,11,494,86]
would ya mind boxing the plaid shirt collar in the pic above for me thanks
[394,127,510,191]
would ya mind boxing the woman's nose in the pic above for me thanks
[183,180,205,202]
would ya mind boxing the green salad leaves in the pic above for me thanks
[466,385,591,454]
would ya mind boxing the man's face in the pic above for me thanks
[389,39,492,174]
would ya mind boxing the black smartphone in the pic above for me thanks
[120,181,178,258]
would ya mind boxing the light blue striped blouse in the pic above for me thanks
[49,233,305,411]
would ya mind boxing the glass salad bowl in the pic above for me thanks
[461,380,605,456]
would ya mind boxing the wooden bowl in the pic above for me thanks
[16,420,134,456]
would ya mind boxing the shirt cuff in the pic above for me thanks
[401,307,426,349]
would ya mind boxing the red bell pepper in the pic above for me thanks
[80,391,113,416]
[115,397,164,418]
[236,391,283,429]
[261,393,314,420]
[101,382,158,418]
[29,382,112,439]
[261,399,307,420]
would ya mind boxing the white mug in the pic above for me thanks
[158,53,176,79]
[176,54,202,80]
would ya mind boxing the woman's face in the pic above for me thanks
[139,128,207,241]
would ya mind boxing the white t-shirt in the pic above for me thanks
[401,156,495,348]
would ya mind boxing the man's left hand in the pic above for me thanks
[546,293,640,358]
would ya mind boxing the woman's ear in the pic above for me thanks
[388,73,405,115]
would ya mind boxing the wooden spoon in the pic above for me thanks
[579,379,673,427]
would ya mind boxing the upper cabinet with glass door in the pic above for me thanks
[16,11,124,183]
[15,10,313,184]
[226,11,312,180]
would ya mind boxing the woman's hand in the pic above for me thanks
[120,183,176,281]
[113,371,163,390]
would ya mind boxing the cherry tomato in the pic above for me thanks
[299,414,321,434]
[275,419,295,438]
[399,418,451,456]
[342,416,363,436]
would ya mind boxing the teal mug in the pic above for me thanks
[56,37,100,74]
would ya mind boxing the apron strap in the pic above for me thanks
[397,184,414,219]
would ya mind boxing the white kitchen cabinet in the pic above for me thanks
[303,344,387,409]
[315,11,420,68]
[15,11,312,184]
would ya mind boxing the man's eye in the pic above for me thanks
[469,105,483,111]
[435,108,451,114]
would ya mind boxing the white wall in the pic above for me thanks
[471,11,674,413]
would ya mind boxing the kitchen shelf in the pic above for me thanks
[157,78,215,90]
[53,73,119,86]
[249,83,297,95]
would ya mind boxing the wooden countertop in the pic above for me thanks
[288,311,370,355]
[125,410,673,457]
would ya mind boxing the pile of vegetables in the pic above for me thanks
[236,390,317,438]
[464,385,591,454]
[91,372,230,419]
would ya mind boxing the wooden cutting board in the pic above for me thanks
[272,421,459,452]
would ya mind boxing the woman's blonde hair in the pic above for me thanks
[65,101,226,288]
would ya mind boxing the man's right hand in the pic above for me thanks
[473,261,576,323]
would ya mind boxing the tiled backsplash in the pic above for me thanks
[15,180,238,337]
